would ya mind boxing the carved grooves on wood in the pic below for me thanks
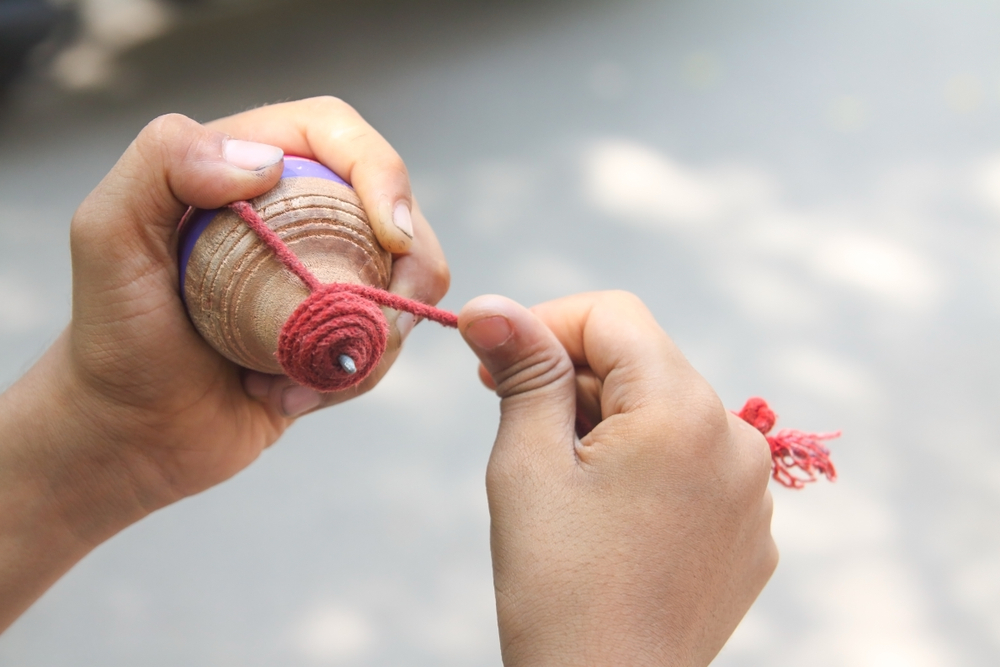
[184,177,391,373]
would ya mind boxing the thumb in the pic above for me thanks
[459,295,578,471]
[71,113,284,300]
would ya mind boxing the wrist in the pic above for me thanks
[495,580,704,667]
[9,331,172,539]
[0,330,164,630]
[499,623,685,667]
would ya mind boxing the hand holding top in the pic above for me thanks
[460,291,778,666]
[0,97,450,631]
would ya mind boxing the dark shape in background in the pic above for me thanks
[0,0,64,94]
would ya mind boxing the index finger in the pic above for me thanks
[529,291,710,420]
[207,96,414,254]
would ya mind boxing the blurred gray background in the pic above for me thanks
[1,0,999,664]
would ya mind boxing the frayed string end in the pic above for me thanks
[737,397,839,489]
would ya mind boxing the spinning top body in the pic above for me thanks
[178,157,391,375]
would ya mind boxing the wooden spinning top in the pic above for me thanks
[178,157,392,378]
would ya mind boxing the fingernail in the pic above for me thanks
[242,370,272,400]
[465,315,513,350]
[224,139,284,171]
[396,311,416,342]
[392,201,414,238]
[282,385,322,417]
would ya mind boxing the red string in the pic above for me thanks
[231,203,840,485]
[229,201,457,392]
[737,397,839,489]
[576,397,837,489]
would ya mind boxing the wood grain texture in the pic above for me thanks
[184,176,391,374]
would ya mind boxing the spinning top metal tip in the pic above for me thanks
[338,354,357,375]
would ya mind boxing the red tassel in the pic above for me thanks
[737,397,838,489]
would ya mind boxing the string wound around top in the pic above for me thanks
[226,202,840,486]
[227,201,458,393]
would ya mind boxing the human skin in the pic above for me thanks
[459,292,778,666]
[0,99,775,662]
[0,97,449,632]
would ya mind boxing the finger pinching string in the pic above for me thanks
[230,200,838,487]
[227,201,457,393]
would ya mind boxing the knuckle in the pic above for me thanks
[139,113,194,146]
[428,257,451,299]
[134,113,203,172]
[306,94,351,114]
[752,431,775,484]
[639,383,731,467]
[757,492,778,572]
[724,425,775,508]
[763,533,780,575]
[602,289,644,308]
[357,143,407,178]
[677,382,730,441]
[381,153,408,176]
[740,422,775,491]
[761,489,775,523]
[711,418,773,504]
[599,289,653,320]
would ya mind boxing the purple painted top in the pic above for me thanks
[177,156,350,295]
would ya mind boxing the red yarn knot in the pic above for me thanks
[737,397,839,489]
[738,397,776,435]
[228,201,458,393]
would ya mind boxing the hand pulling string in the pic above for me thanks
[230,201,838,487]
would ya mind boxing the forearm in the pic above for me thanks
[0,331,152,632]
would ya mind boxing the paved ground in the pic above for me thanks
[1,0,999,664]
